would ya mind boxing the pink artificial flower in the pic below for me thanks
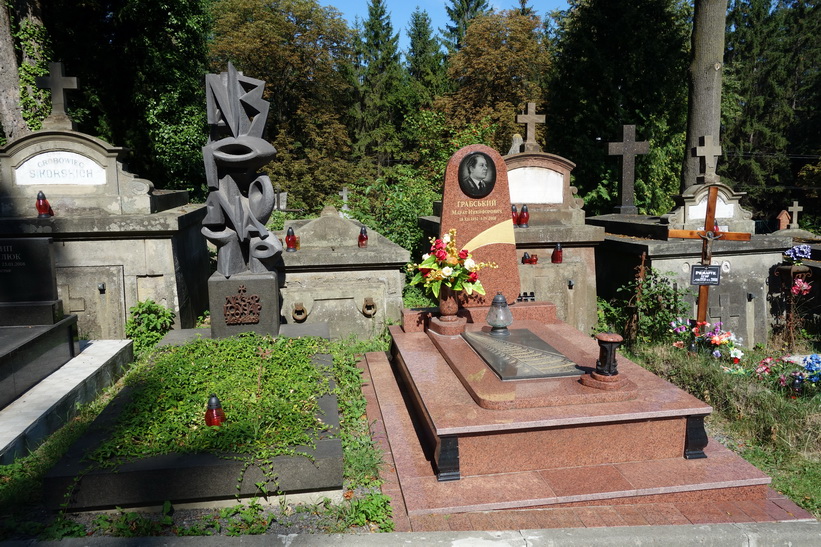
[792,278,812,296]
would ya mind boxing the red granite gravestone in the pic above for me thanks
[440,145,520,307]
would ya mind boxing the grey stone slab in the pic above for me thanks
[0,315,77,409]
[0,339,133,464]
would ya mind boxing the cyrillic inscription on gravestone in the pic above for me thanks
[0,238,59,302]
[690,265,720,286]
[440,145,520,306]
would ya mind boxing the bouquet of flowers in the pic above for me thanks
[784,244,811,265]
[406,229,496,298]
[670,318,744,364]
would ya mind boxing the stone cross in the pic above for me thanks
[516,102,545,153]
[339,187,350,211]
[608,125,649,215]
[788,200,803,229]
[668,185,751,324]
[35,62,78,129]
[695,135,721,184]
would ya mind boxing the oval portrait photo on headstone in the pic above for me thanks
[459,152,496,198]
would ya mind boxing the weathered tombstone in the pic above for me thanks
[607,124,649,214]
[0,238,77,408]
[201,63,283,338]
[505,127,604,334]
[776,210,791,231]
[0,63,208,338]
[588,135,790,346]
[439,145,520,306]
[277,206,409,340]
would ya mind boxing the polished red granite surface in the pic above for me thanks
[359,352,814,530]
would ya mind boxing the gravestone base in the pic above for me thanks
[368,312,773,511]
[0,315,77,408]
[208,271,280,339]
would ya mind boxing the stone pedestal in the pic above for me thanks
[208,272,280,338]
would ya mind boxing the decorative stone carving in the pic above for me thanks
[201,63,282,278]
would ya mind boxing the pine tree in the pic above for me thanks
[443,0,489,51]
[547,0,691,215]
[353,0,403,170]
[721,0,793,209]
[405,8,447,109]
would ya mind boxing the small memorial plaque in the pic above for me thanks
[690,265,720,286]
[462,329,582,381]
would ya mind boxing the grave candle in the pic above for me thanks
[518,205,529,228]
[285,227,297,252]
[511,205,518,226]
[36,191,54,218]
[358,226,368,248]
[551,243,563,264]
[205,394,226,426]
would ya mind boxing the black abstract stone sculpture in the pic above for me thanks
[201,63,282,278]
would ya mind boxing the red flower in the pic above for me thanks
[468,272,478,283]
[458,249,469,259]
[434,249,447,261]
[420,268,431,277]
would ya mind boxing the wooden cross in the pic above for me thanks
[668,185,751,323]
[695,135,721,184]
[608,125,649,215]
[35,62,78,118]
[517,102,545,152]
[788,200,803,229]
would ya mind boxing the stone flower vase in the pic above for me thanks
[438,284,460,322]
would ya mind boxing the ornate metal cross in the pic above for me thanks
[608,125,649,215]
[516,102,545,152]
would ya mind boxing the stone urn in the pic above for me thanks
[438,285,460,321]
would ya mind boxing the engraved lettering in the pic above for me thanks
[223,285,261,325]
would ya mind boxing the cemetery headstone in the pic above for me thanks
[0,64,208,338]
[277,206,409,339]
[440,145,520,306]
[608,124,649,215]
[201,63,283,338]
[0,237,77,408]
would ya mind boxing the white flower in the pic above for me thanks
[422,253,430,260]
[730,348,744,359]
[442,234,451,243]
[441,266,453,277]
[463,258,475,269]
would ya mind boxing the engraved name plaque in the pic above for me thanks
[462,329,582,381]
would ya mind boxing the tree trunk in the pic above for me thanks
[681,0,728,191]
[0,3,28,141]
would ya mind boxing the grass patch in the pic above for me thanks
[0,331,393,539]
[628,343,821,518]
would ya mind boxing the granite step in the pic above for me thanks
[360,348,810,524]
[0,339,133,465]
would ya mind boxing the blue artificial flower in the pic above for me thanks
[785,244,812,262]
[804,354,821,374]
[712,349,722,358]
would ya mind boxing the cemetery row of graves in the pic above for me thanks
[1,61,819,537]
